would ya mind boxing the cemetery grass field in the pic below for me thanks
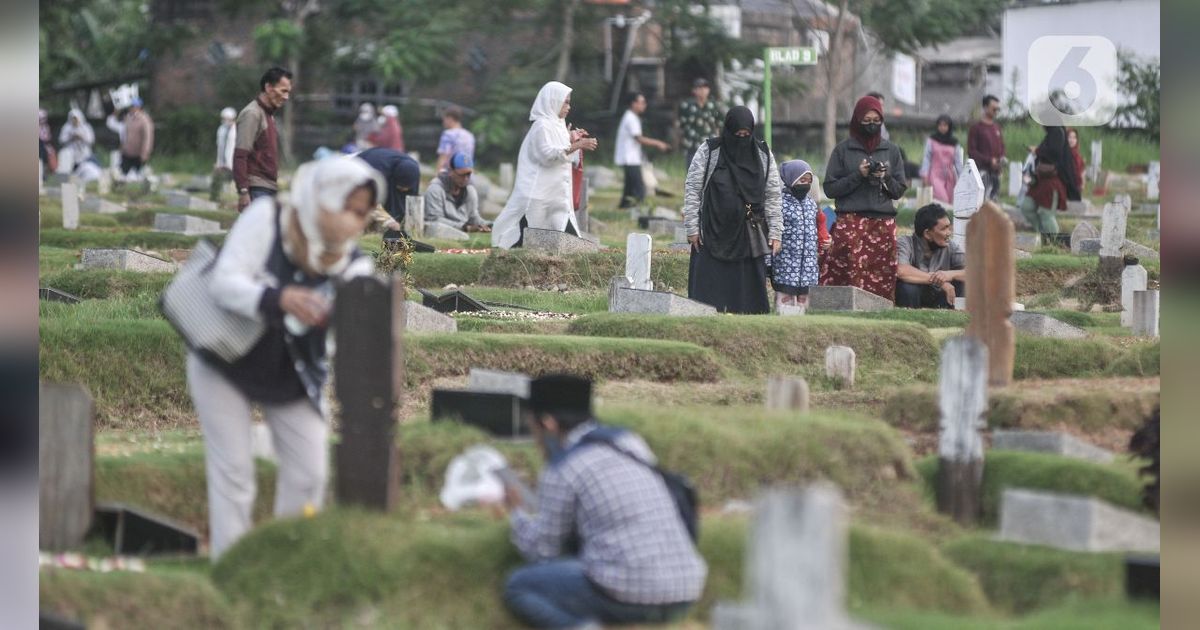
[39,166,1160,628]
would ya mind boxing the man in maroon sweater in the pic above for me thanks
[235,67,292,212]
[967,94,1005,201]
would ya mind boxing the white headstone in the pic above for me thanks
[999,488,1158,553]
[403,196,425,238]
[952,159,986,250]
[1007,161,1023,198]
[1132,290,1159,338]
[625,233,653,290]
[824,346,856,390]
[712,485,867,630]
[468,368,531,397]
[60,182,79,230]
[1146,160,1159,201]
[1100,196,1130,258]
[499,163,514,190]
[1090,141,1103,183]
[97,169,112,195]
[939,337,988,463]
[765,377,809,412]
[1120,264,1148,327]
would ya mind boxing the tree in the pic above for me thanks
[1113,50,1159,138]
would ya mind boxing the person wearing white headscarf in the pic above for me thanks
[187,157,382,560]
[211,107,238,201]
[57,108,95,175]
[354,102,381,149]
[491,81,599,249]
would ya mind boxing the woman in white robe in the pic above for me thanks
[57,108,95,175]
[491,81,598,249]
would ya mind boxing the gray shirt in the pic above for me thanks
[423,178,485,228]
[896,233,964,273]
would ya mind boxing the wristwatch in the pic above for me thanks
[238,188,249,195]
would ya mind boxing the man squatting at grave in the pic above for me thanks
[424,152,491,232]
[490,375,707,628]
[895,203,965,309]
[356,147,421,235]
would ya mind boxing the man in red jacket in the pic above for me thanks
[234,67,292,212]
[967,94,1005,201]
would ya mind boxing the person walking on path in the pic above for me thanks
[678,78,722,167]
[967,94,1005,201]
[683,106,783,314]
[234,67,292,211]
[819,94,908,301]
[491,81,598,249]
[113,98,154,179]
[436,106,475,172]
[211,107,238,202]
[771,159,829,313]
[188,157,382,559]
[368,104,405,152]
[918,114,963,205]
[615,92,670,211]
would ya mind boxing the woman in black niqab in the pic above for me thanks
[701,106,768,262]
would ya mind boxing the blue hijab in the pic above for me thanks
[779,159,813,196]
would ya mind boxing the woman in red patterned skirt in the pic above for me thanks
[819,95,908,300]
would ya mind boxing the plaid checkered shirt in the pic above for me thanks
[510,422,708,605]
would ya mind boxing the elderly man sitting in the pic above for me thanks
[895,203,965,308]
[424,152,490,233]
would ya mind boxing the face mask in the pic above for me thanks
[541,433,565,463]
[791,184,811,198]
[861,122,882,136]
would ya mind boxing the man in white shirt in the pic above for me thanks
[615,92,669,210]
[211,107,237,201]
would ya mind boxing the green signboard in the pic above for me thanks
[763,47,820,147]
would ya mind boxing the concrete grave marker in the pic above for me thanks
[965,202,1015,387]
[424,222,470,241]
[98,169,112,195]
[40,287,82,304]
[1132,290,1159,338]
[523,227,602,255]
[1008,161,1023,198]
[1013,233,1040,252]
[609,287,716,316]
[999,488,1159,553]
[165,190,219,211]
[60,182,79,230]
[403,195,425,238]
[39,383,94,551]
[468,368,531,398]
[712,485,869,630]
[1070,221,1100,254]
[404,300,457,333]
[1065,199,1099,217]
[1121,264,1148,327]
[81,249,176,273]
[824,346,856,390]
[81,196,126,214]
[625,233,653,290]
[499,162,514,189]
[952,159,986,250]
[1100,196,1130,259]
[1146,161,1159,201]
[765,376,809,413]
[608,275,633,309]
[808,286,893,312]
[153,213,223,236]
[1089,140,1103,184]
[1010,312,1088,339]
[991,430,1115,464]
[915,186,933,208]
[937,337,988,525]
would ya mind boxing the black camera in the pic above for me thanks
[868,159,888,174]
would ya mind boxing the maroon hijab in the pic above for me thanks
[848,95,884,153]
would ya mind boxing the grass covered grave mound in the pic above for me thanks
[477,248,691,290]
[1013,338,1160,379]
[41,227,222,250]
[40,269,171,300]
[41,570,238,629]
[568,313,940,387]
[915,451,1147,525]
[882,377,1159,433]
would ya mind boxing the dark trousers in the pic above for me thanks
[981,168,1001,200]
[119,154,143,174]
[619,164,645,209]
[249,186,276,201]
[895,279,964,309]
[504,559,692,628]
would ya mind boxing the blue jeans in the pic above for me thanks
[249,186,276,201]
[504,559,692,629]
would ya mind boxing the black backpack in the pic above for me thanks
[578,427,700,542]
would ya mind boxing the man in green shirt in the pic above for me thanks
[678,78,722,167]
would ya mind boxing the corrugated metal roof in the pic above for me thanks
[916,36,1002,64]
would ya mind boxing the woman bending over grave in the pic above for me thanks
[491,81,599,249]
[185,157,381,559]
[819,95,908,301]
[682,106,783,314]
[771,159,829,313]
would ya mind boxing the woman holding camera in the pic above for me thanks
[819,95,908,301]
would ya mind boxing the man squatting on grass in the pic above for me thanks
[894,203,966,309]
[491,374,707,629]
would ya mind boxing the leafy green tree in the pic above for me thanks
[1114,50,1159,138]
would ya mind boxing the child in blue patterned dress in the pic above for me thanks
[771,159,830,313]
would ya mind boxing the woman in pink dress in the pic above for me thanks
[919,115,963,205]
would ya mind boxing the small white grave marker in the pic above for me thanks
[625,233,653,290]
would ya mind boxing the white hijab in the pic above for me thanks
[281,157,385,276]
[529,81,572,144]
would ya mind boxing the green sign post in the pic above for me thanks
[762,46,819,147]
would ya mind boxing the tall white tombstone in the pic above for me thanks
[952,159,986,251]
[1146,161,1159,201]
[1090,140,1103,184]
[404,195,425,238]
[1007,161,1023,198]
[712,485,866,630]
[1120,264,1148,327]
[824,346,856,390]
[1132,290,1159,338]
[98,169,112,196]
[60,182,80,230]
[499,162,514,189]
[1100,195,1130,258]
[937,336,988,525]
[624,233,653,290]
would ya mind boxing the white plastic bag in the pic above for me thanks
[439,445,508,510]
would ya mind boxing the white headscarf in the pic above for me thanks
[220,107,236,121]
[281,157,386,276]
[529,81,571,122]
[381,105,399,118]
